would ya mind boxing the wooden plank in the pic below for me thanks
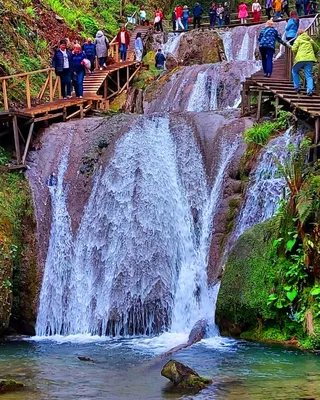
[79,104,84,119]
[12,116,21,164]
[22,121,34,165]
[38,74,50,99]
[256,90,263,120]
[34,112,64,122]
[49,70,53,102]
[2,80,9,110]
[26,75,31,109]
[314,117,319,161]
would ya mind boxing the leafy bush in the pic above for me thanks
[78,15,99,37]
[244,108,293,146]
[25,6,35,18]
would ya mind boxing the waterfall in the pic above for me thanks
[236,31,249,61]
[163,33,183,56]
[229,126,304,247]
[36,140,74,336]
[36,116,239,337]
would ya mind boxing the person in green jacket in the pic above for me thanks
[291,29,319,96]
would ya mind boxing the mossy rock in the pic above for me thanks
[109,91,127,112]
[161,360,211,393]
[0,379,24,394]
[216,218,280,335]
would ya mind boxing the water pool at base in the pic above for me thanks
[1,335,320,400]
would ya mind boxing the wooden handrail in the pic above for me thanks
[0,68,60,111]
[284,13,319,79]
[0,68,54,82]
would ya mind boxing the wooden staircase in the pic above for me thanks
[127,25,150,60]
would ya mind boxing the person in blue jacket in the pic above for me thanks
[193,2,204,28]
[155,49,166,69]
[82,38,96,72]
[285,11,299,43]
[258,20,288,77]
[72,44,86,98]
[52,39,73,99]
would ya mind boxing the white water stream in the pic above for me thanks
[36,117,240,337]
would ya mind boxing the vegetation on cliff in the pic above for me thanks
[0,148,38,335]
[217,136,320,350]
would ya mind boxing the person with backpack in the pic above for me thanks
[216,3,225,26]
[71,44,86,98]
[116,26,130,61]
[94,30,109,70]
[155,48,166,69]
[291,29,319,96]
[285,11,299,43]
[82,38,96,72]
[193,2,204,28]
[209,3,217,28]
[252,0,262,22]
[258,19,288,77]
[182,5,190,29]
[52,39,73,99]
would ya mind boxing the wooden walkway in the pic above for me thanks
[0,24,151,167]
[242,14,320,144]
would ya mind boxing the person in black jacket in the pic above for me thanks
[52,39,73,99]
[155,49,166,69]
[193,2,204,28]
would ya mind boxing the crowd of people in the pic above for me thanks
[52,1,318,100]
[164,0,317,30]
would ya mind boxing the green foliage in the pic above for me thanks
[78,15,99,37]
[244,108,293,146]
[25,5,35,18]
[0,147,10,166]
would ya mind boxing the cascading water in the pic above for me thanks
[36,116,239,337]
[228,126,304,248]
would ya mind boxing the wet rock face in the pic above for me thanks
[143,61,260,113]
[175,30,224,66]
[161,360,211,392]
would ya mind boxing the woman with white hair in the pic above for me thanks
[258,20,288,77]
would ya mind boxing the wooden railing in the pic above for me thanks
[109,42,120,63]
[0,68,61,111]
[285,13,320,79]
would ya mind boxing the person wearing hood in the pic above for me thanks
[193,2,204,28]
[291,29,319,96]
[258,19,288,77]
[94,30,109,70]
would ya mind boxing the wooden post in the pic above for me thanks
[63,106,67,122]
[313,117,319,162]
[12,116,21,165]
[2,80,9,111]
[49,69,54,102]
[256,89,263,120]
[275,96,279,118]
[79,104,84,118]
[117,70,120,93]
[57,76,62,99]
[126,66,130,89]
[22,121,34,165]
[115,43,120,63]
[104,79,108,98]
[25,75,31,109]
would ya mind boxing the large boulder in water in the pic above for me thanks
[161,360,211,392]
[0,379,24,394]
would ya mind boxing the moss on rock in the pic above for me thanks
[0,152,39,335]
[216,218,280,335]
[0,379,24,394]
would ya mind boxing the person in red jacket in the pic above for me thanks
[116,26,130,61]
[154,8,164,32]
[175,5,184,30]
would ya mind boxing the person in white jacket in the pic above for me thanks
[252,0,262,22]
